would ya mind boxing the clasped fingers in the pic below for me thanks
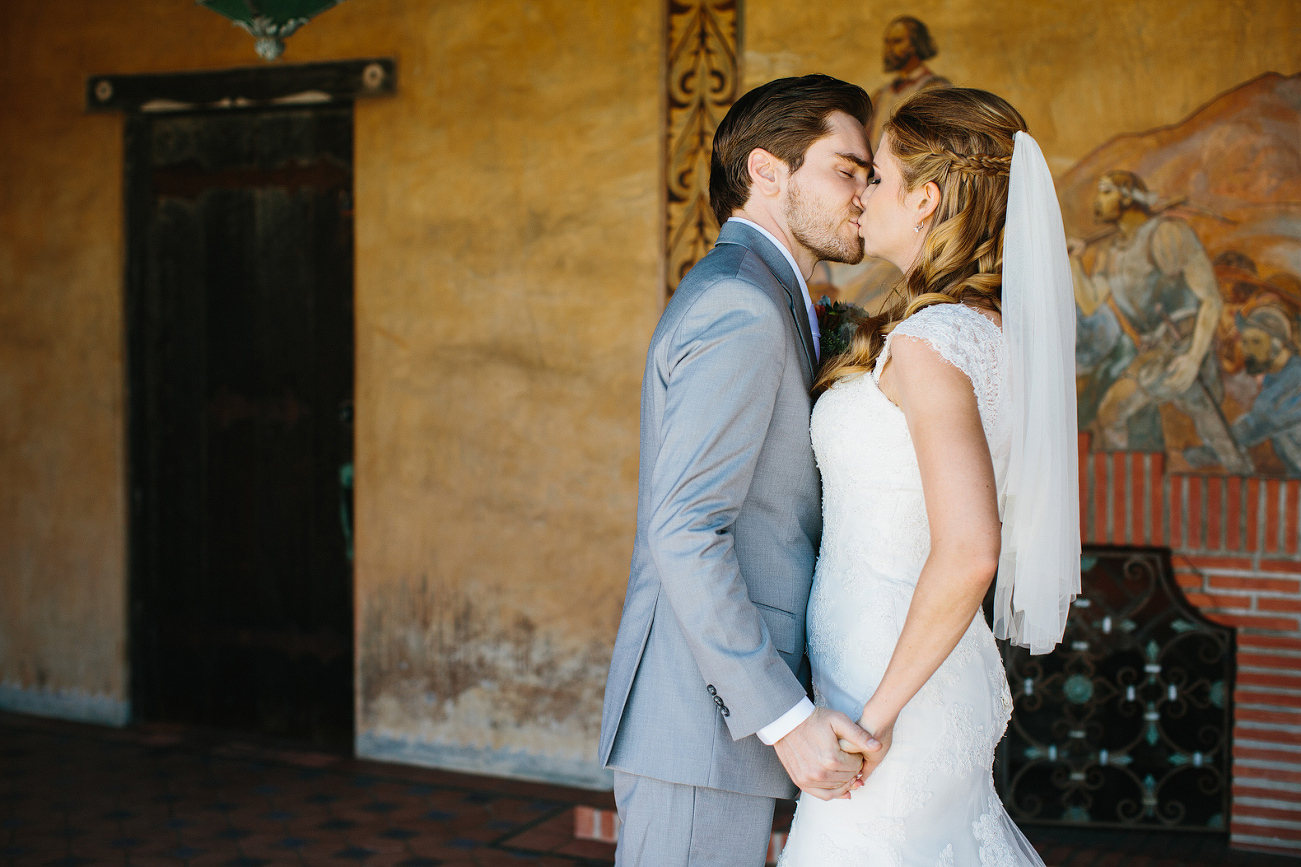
[774,708,872,800]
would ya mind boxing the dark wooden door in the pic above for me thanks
[127,106,355,747]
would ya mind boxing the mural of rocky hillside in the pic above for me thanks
[1060,71,1300,290]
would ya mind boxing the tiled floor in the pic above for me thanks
[1,711,1294,866]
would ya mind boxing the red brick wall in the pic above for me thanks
[1080,437,1301,854]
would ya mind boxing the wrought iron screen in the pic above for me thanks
[994,546,1234,832]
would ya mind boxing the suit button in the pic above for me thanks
[707,685,717,696]
[721,705,730,717]
[713,695,724,707]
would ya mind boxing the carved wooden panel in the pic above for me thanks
[664,0,741,296]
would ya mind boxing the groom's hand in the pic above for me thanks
[773,708,879,800]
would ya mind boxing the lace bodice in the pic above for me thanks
[881,303,1009,446]
[810,303,1010,592]
[780,303,1042,866]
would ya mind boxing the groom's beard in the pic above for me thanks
[785,178,865,265]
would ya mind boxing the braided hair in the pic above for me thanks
[814,88,1026,395]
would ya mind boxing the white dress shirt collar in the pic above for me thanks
[725,217,821,361]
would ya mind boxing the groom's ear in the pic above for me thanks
[746,148,785,198]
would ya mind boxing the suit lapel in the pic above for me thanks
[788,288,819,379]
[715,221,819,379]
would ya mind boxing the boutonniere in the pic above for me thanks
[815,296,866,360]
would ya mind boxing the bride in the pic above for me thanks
[778,88,1080,864]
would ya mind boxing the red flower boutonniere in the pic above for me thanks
[815,296,866,361]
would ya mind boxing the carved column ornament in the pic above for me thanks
[665,0,741,296]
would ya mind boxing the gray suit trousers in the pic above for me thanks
[613,771,775,867]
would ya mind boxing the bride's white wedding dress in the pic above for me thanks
[778,303,1044,866]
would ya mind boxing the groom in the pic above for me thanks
[600,75,879,865]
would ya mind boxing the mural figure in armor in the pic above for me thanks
[1069,170,1254,474]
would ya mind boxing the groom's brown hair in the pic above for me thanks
[709,74,872,226]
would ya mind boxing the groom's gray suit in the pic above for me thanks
[601,219,822,857]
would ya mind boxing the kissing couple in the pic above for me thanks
[600,75,1081,865]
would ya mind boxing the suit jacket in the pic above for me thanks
[599,220,823,799]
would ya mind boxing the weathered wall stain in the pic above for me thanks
[358,574,611,783]
[361,576,608,735]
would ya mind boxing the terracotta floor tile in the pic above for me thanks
[12,849,71,863]
[272,840,337,863]
[68,841,136,859]
[176,854,234,867]
[556,838,616,859]
[127,838,183,859]
[497,829,571,852]
[342,836,408,857]
[9,712,1295,867]
[347,853,418,867]
[358,805,428,826]
[5,854,56,867]
[229,832,294,853]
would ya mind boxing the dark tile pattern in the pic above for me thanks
[2,712,1295,866]
[0,713,605,867]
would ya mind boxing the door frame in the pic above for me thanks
[91,59,394,730]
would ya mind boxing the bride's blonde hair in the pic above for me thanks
[814,88,1027,395]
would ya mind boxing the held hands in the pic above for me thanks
[774,707,880,801]
[847,700,897,783]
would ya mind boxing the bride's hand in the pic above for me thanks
[847,705,896,782]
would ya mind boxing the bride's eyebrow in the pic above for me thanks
[836,153,872,170]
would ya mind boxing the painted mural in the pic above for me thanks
[1063,73,1301,475]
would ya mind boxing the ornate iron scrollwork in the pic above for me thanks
[996,546,1234,832]
[664,0,740,296]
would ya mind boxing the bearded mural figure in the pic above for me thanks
[1185,305,1301,476]
[865,16,951,148]
[1069,170,1254,474]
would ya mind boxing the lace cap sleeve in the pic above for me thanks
[876,303,1005,420]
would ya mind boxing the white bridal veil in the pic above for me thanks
[995,131,1082,654]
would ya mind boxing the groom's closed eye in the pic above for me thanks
[836,155,872,177]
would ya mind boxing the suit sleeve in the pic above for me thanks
[646,276,809,741]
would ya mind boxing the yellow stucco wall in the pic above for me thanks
[349,2,660,784]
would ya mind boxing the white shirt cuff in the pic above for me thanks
[756,697,815,745]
